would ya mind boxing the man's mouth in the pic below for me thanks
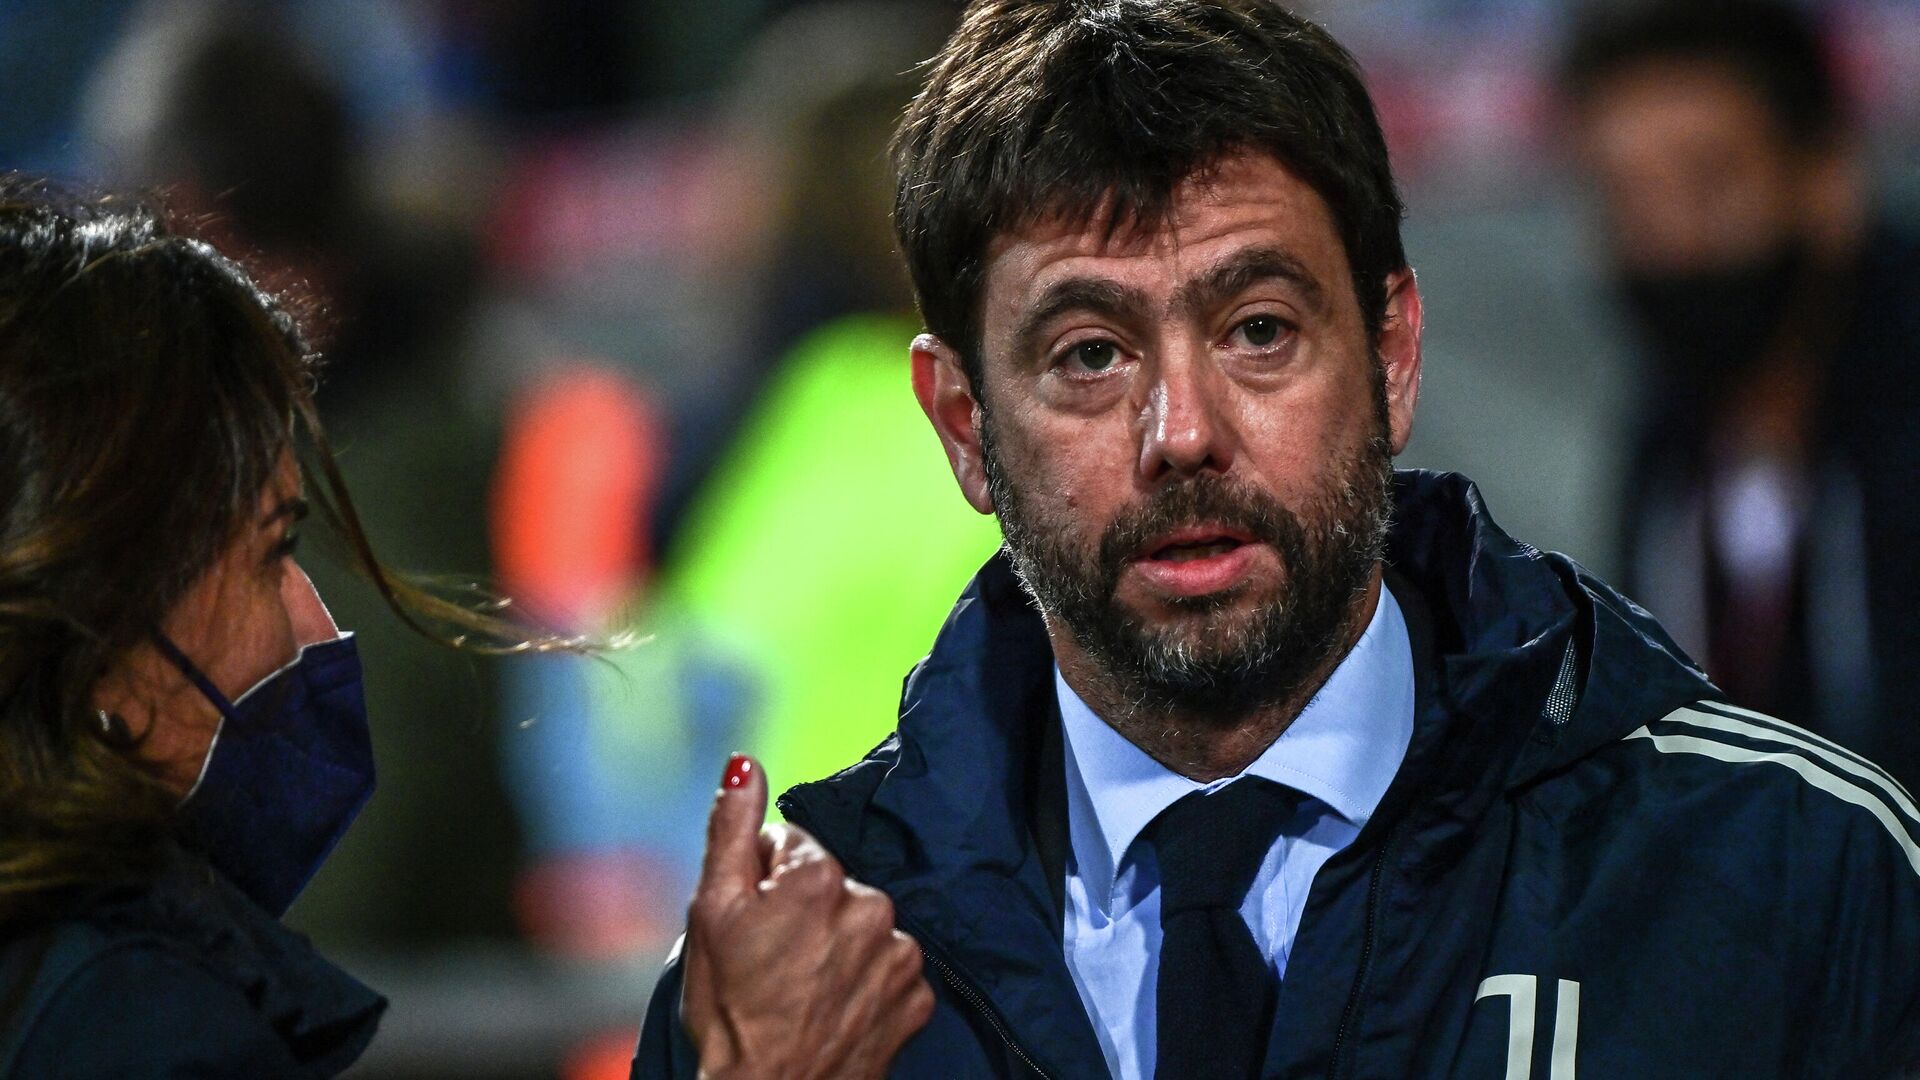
[1153,538,1245,562]
[1138,526,1257,563]
[1126,526,1263,598]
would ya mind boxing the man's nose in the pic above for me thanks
[1138,345,1234,481]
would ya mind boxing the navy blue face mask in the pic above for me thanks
[155,633,376,917]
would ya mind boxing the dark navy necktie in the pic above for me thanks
[1148,777,1297,1080]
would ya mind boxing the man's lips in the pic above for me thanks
[1136,525,1258,561]
[1128,526,1264,596]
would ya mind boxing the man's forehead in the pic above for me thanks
[981,153,1345,298]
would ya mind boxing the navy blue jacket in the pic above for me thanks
[636,470,1920,1078]
[0,847,384,1078]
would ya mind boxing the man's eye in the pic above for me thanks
[1236,316,1285,348]
[269,532,300,561]
[1069,341,1118,371]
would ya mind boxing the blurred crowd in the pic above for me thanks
[2,0,1917,1076]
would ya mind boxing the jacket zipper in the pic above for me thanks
[920,947,1055,1079]
[1326,822,1403,1079]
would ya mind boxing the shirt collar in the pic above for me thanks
[1056,585,1416,901]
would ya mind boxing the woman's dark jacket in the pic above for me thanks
[0,847,383,1077]
[635,470,1920,1078]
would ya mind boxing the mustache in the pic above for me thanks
[1095,475,1299,579]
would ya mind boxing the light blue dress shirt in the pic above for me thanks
[1055,588,1415,1080]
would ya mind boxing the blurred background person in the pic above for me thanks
[1560,0,1920,791]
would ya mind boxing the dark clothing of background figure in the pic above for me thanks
[634,470,1920,1079]
[1620,222,1920,795]
[0,846,383,1078]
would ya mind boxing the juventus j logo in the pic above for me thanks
[1475,974,1581,1080]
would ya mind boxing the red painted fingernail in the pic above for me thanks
[722,753,753,790]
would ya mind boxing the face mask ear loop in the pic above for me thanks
[150,633,239,804]
[150,634,240,720]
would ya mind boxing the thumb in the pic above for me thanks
[697,753,768,903]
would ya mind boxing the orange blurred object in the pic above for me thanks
[492,362,663,629]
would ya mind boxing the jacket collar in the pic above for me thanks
[1382,470,1715,789]
[778,469,1715,1075]
[83,846,386,1072]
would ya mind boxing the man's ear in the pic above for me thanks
[911,334,995,515]
[1375,268,1423,456]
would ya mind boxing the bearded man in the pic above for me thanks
[636,1,1920,1076]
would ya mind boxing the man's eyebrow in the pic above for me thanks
[1172,246,1325,317]
[265,495,310,525]
[1012,278,1154,360]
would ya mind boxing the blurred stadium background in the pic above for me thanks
[2,0,1916,1076]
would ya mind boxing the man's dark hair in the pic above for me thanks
[1559,0,1843,148]
[893,0,1406,394]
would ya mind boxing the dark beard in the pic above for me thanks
[982,394,1392,725]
